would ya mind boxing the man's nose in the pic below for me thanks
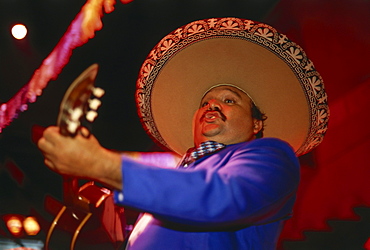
[207,99,221,111]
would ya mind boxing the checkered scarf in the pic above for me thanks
[180,141,226,167]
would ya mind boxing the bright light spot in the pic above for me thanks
[23,216,40,235]
[11,24,28,40]
[6,215,23,236]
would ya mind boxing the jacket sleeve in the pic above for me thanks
[114,138,300,227]
[119,151,181,169]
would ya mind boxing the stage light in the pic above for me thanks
[23,216,40,236]
[11,24,28,40]
[4,214,41,237]
[5,215,23,236]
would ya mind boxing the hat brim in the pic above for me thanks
[136,18,329,156]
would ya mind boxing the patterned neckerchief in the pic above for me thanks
[180,141,226,167]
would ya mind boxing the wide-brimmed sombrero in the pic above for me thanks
[136,17,329,156]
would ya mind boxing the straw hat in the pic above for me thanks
[136,17,329,156]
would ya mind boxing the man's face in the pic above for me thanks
[192,86,262,146]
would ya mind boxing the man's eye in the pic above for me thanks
[201,102,208,107]
[225,99,235,104]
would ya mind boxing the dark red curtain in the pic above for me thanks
[264,0,370,242]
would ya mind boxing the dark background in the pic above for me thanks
[0,0,369,249]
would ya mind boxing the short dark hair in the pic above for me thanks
[251,101,267,138]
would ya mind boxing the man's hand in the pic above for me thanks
[37,126,123,190]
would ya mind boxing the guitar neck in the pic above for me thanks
[57,64,101,212]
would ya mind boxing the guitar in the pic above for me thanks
[44,64,126,250]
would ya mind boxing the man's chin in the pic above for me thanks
[202,125,222,136]
[200,132,225,144]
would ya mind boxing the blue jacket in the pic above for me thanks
[114,138,300,249]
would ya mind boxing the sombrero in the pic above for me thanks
[135,17,329,156]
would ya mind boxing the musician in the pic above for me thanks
[37,17,329,249]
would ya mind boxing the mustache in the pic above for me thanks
[201,110,227,121]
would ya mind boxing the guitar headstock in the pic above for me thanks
[57,64,104,137]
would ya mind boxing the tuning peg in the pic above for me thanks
[86,110,98,122]
[93,87,105,98]
[67,120,79,134]
[89,99,101,110]
[70,108,83,121]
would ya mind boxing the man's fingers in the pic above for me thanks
[40,127,56,145]
[42,126,60,139]
[79,127,91,138]
[37,127,62,154]
[44,158,55,169]
[37,136,52,153]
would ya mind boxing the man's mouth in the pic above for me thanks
[202,111,226,122]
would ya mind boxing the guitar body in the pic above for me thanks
[44,64,126,250]
[46,183,126,250]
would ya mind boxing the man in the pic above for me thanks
[38,17,329,249]
[194,85,264,146]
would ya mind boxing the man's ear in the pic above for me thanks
[253,119,263,135]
